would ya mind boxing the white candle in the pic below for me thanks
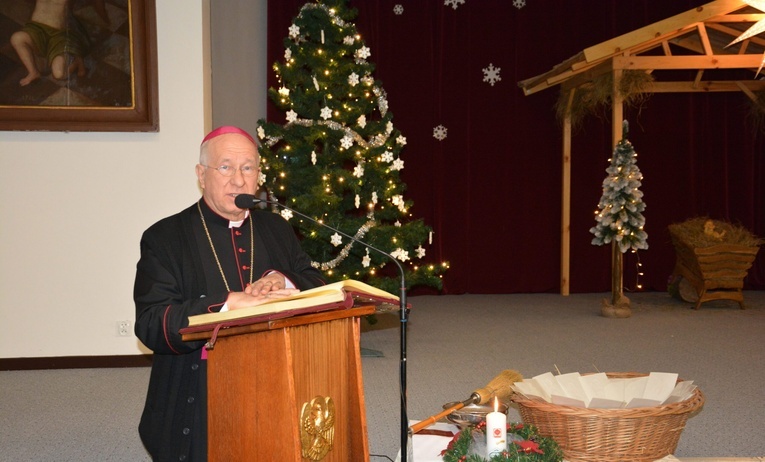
[485,397,507,457]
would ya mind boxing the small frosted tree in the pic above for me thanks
[256,0,447,294]
[590,120,648,252]
[590,120,647,315]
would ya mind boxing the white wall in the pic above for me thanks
[0,0,209,358]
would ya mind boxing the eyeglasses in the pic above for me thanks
[202,164,259,177]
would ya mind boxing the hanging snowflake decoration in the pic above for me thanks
[343,35,355,45]
[355,194,361,208]
[396,135,407,145]
[280,209,293,221]
[355,46,371,61]
[357,114,367,128]
[391,248,410,262]
[433,125,448,141]
[391,158,404,171]
[330,233,343,247]
[286,109,298,123]
[288,24,300,39]
[362,249,371,267]
[320,106,333,120]
[444,0,466,10]
[513,0,527,8]
[416,245,426,258]
[394,4,404,15]
[381,151,394,162]
[348,72,360,87]
[257,126,265,139]
[483,63,501,86]
[284,48,292,61]
[353,162,365,178]
[311,151,317,165]
[340,135,354,149]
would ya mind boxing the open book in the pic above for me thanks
[184,279,399,329]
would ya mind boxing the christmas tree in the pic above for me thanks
[590,120,648,253]
[256,0,447,294]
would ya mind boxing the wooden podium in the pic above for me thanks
[181,305,375,461]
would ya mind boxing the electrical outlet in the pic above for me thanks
[117,320,131,336]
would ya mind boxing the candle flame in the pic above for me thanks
[493,396,499,412]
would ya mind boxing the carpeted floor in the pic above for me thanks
[0,291,763,461]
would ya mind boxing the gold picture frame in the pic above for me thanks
[0,0,158,132]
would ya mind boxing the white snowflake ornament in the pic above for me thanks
[391,158,404,171]
[320,106,333,120]
[280,209,293,221]
[356,46,371,60]
[355,194,360,208]
[278,86,290,97]
[513,0,526,8]
[284,48,292,61]
[353,162,365,178]
[483,63,501,86]
[286,110,298,123]
[357,114,367,128]
[362,249,371,267]
[416,245,426,258]
[381,151,394,163]
[343,35,355,45]
[257,126,266,139]
[340,135,354,149]
[394,4,404,15]
[396,135,407,146]
[348,72,360,87]
[288,24,300,39]
[433,125,447,141]
[330,233,342,247]
[391,248,410,262]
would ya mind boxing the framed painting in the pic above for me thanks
[0,0,158,132]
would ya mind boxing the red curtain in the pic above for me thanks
[267,0,765,294]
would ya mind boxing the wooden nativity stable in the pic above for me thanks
[518,0,765,301]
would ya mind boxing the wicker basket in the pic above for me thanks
[510,373,705,462]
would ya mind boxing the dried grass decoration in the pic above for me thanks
[669,217,763,249]
[440,421,563,462]
[556,70,654,130]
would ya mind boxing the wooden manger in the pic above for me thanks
[669,219,761,309]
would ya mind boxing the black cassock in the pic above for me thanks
[134,199,325,461]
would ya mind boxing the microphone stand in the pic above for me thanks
[236,195,410,462]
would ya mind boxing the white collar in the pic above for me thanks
[229,209,250,228]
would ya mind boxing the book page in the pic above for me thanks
[186,279,397,327]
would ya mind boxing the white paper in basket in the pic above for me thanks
[512,372,697,409]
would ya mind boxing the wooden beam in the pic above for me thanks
[561,90,574,296]
[584,0,747,63]
[735,80,759,101]
[646,80,765,92]
[704,13,765,22]
[613,54,764,70]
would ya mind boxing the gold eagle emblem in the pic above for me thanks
[299,396,336,460]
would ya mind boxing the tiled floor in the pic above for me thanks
[0,0,132,107]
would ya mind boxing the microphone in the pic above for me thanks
[235,193,412,460]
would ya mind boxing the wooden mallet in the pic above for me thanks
[409,369,523,434]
